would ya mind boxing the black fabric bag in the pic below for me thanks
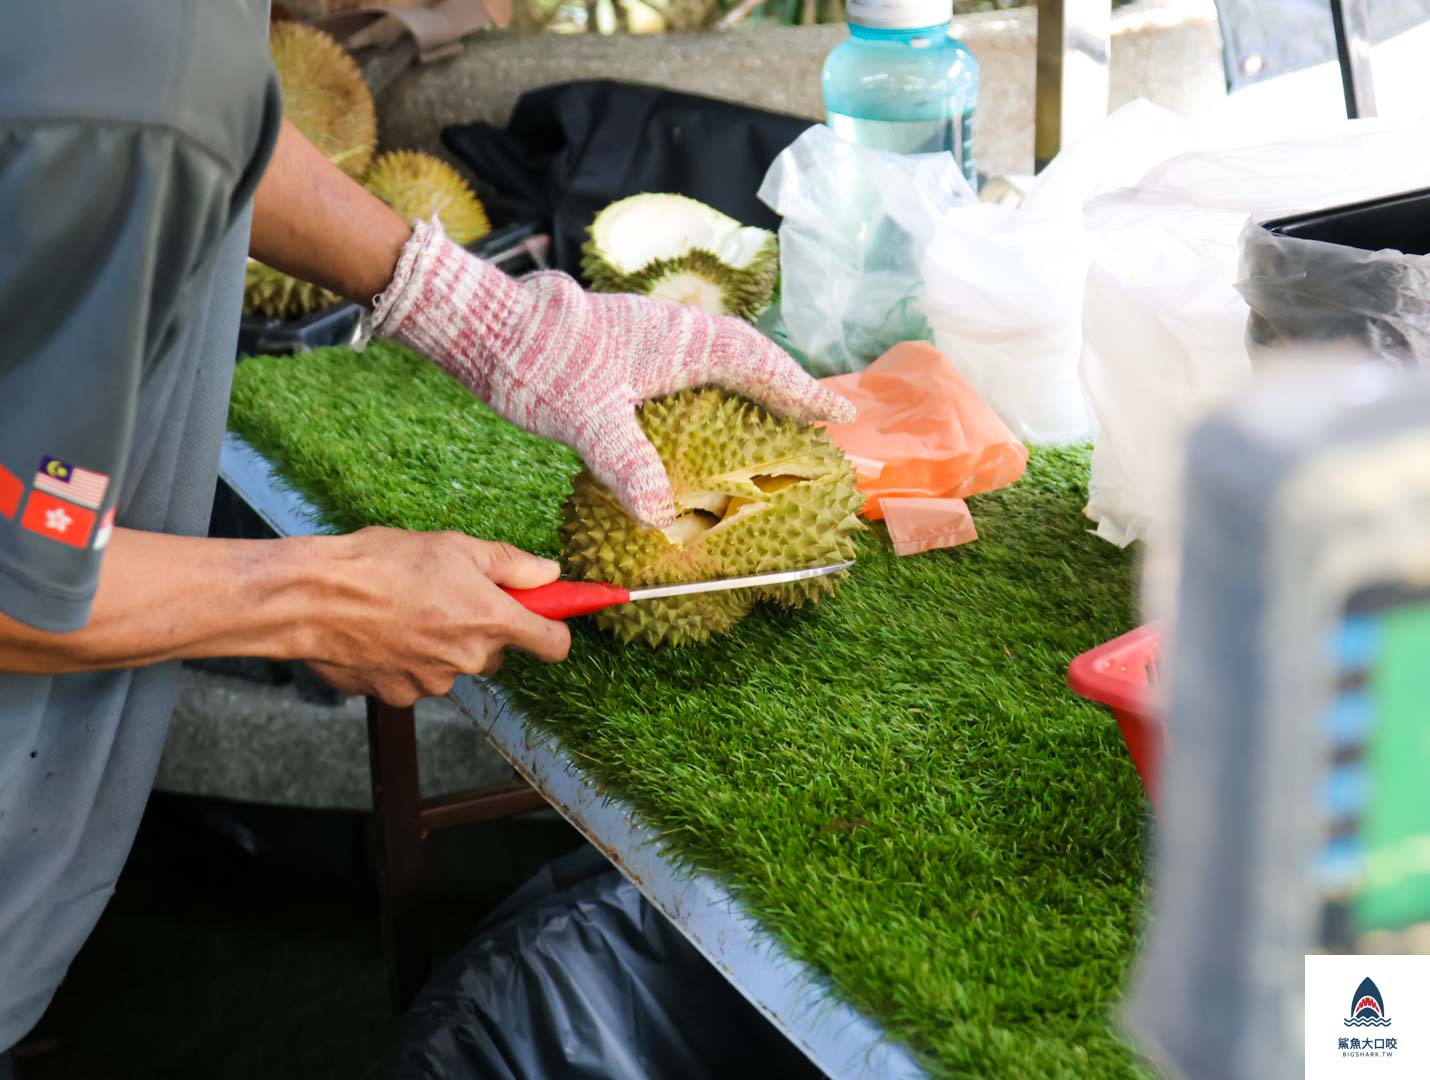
[442,80,813,277]
[380,845,825,1080]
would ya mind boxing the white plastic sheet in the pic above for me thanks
[922,102,1206,445]
[762,102,1196,444]
[1081,119,1430,546]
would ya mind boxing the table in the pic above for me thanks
[218,431,927,1080]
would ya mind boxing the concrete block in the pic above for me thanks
[157,668,515,810]
[373,0,1225,179]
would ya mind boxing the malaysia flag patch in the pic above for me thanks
[21,490,96,549]
[33,455,109,510]
[0,463,21,520]
[93,508,116,550]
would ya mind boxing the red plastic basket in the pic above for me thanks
[1067,624,1165,808]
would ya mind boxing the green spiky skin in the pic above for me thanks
[243,259,340,321]
[270,22,377,180]
[581,246,779,322]
[562,389,864,647]
[363,150,492,247]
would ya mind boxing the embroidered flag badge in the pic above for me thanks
[0,463,21,519]
[21,490,97,549]
[93,508,117,550]
[33,455,109,510]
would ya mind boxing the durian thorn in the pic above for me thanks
[329,145,368,168]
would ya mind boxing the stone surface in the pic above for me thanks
[372,0,1226,179]
[157,667,517,810]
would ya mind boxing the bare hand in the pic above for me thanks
[303,527,570,706]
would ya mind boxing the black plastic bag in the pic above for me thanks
[381,845,825,1080]
[1239,187,1430,364]
[442,80,813,278]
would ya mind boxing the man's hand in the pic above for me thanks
[247,121,855,527]
[0,527,569,704]
[303,527,569,706]
[364,219,857,528]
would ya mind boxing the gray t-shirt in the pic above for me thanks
[0,0,279,1049]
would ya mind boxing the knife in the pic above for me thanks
[501,561,855,620]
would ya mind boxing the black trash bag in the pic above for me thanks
[442,80,813,278]
[381,845,826,1080]
[1239,187,1430,364]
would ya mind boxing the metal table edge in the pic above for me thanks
[217,431,928,1080]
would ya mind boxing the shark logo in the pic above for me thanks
[1345,977,1393,1027]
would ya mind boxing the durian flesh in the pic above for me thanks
[561,389,864,647]
[364,151,491,247]
[581,194,779,322]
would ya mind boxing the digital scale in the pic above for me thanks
[1124,359,1430,1079]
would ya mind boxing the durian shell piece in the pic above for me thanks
[363,151,492,247]
[243,258,340,321]
[580,194,779,323]
[270,21,377,179]
[561,389,864,648]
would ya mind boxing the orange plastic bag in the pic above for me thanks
[882,497,978,556]
[819,342,1028,523]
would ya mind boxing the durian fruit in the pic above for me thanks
[363,151,492,247]
[243,259,341,321]
[245,22,377,320]
[581,194,779,322]
[562,389,864,647]
[269,21,377,178]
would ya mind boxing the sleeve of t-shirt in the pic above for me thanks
[0,121,239,633]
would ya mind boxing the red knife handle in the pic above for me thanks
[501,580,633,620]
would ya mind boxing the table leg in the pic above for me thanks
[366,696,430,1015]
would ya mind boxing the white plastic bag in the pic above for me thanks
[920,101,1197,444]
[756,124,977,378]
[1081,120,1430,546]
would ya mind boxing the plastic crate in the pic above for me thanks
[1067,624,1165,808]
[1260,185,1430,254]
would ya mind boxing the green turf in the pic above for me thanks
[229,342,1152,1078]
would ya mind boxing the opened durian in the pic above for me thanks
[269,21,377,178]
[245,23,377,321]
[581,194,779,322]
[562,389,864,647]
[364,151,491,246]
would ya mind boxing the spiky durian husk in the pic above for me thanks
[363,151,491,247]
[562,389,864,647]
[585,248,779,322]
[580,194,779,322]
[270,21,376,178]
[243,258,340,321]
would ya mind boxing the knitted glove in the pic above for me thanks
[360,219,855,528]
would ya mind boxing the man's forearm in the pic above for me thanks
[249,117,412,306]
[0,529,328,674]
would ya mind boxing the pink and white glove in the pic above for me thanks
[361,218,856,528]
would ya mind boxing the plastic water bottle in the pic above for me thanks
[822,0,979,186]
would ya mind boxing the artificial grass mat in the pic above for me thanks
[229,342,1152,1078]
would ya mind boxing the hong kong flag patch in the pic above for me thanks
[21,490,97,549]
[0,463,21,520]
